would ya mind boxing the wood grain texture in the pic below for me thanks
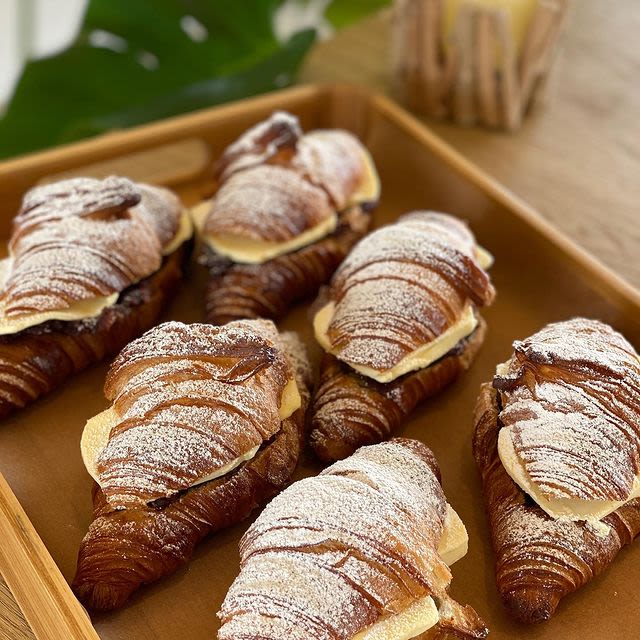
[0,577,34,640]
[0,474,99,640]
[300,1,640,287]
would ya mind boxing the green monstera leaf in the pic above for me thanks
[0,0,388,160]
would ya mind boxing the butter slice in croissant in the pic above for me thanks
[191,198,339,265]
[0,178,192,335]
[83,319,300,509]
[81,374,301,487]
[315,300,479,384]
[218,439,487,640]
[312,212,495,384]
[439,504,469,565]
[197,112,380,266]
[352,596,439,640]
[353,505,469,640]
[474,318,640,623]
[494,318,640,529]
[499,427,640,529]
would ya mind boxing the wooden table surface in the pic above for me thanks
[1,2,638,638]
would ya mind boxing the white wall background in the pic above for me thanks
[0,0,87,106]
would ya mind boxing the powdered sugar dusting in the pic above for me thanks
[495,318,640,502]
[0,176,181,317]
[324,211,494,372]
[204,165,333,243]
[97,320,295,509]
[215,110,302,180]
[473,381,640,621]
[218,439,456,640]
[292,130,368,209]
[203,111,373,251]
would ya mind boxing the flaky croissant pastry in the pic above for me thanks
[218,438,488,640]
[194,110,379,324]
[73,319,311,611]
[473,318,640,624]
[310,211,495,462]
[0,176,192,418]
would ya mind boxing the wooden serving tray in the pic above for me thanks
[0,84,637,640]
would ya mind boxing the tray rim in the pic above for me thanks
[2,82,638,310]
[0,82,639,639]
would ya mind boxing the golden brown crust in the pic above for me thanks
[291,130,373,210]
[494,318,640,504]
[310,319,487,463]
[73,408,306,612]
[472,381,640,624]
[213,110,301,182]
[217,439,487,640]
[0,244,189,419]
[96,320,296,510]
[322,212,495,375]
[203,164,334,244]
[201,111,378,324]
[72,332,311,612]
[204,205,372,325]
[2,176,182,316]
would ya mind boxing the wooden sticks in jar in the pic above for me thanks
[392,0,570,130]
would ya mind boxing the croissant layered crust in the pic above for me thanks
[198,111,378,323]
[73,320,312,611]
[203,205,371,325]
[494,318,640,512]
[200,111,378,255]
[0,177,191,418]
[0,247,187,419]
[473,318,640,623]
[209,110,379,220]
[0,176,185,321]
[218,439,488,640]
[91,321,297,509]
[310,212,494,461]
[204,164,335,246]
[315,212,495,379]
[311,318,487,463]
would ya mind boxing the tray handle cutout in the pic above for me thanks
[39,138,211,188]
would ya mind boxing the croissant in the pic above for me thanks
[473,318,640,624]
[194,111,380,324]
[218,438,488,640]
[72,319,311,611]
[0,176,192,418]
[310,211,495,462]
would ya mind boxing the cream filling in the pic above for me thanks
[162,207,194,255]
[0,290,120,336]
[475,245,494,270]
[498,427,640,535]
[277,377,302,420]
[314,302,478,384]
[191,146,379,266]
[81,376,301,490]
[438,504,469,566]
[206,213,338,265]
[334,143,381,206]
[352,504,469,640]
[313,244,491,384]
[0,209,193,336]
